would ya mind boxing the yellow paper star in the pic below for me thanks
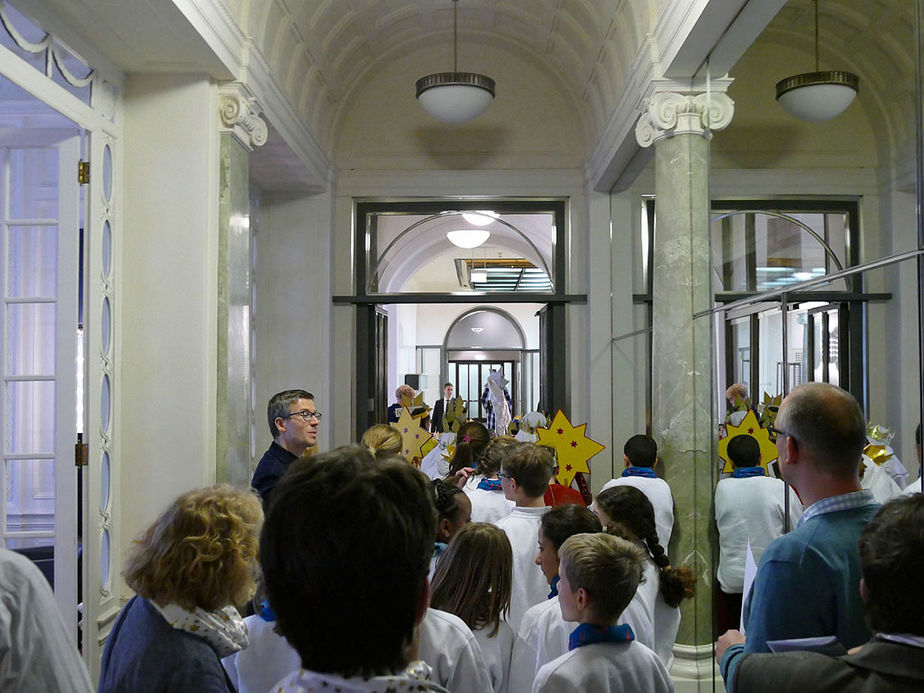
[420,436,437,458]
[400,392,425,409]
[441,443,456,462]
[719,409,778,474]
[863,444,893,466]
[394,407,432,467]
[536,410,605,488]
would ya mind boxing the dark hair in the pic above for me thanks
[443,382,453,390]
[777,382,866,477]
[431,523,512,637]
[267,389,314,438]
[624,434,657,468]
[858,495,924,635]
[501,443,554,498]
[432,479,466,526]
[540,504,602,551]
[727,434,760,468]
[916,423,921,446]
[479,437,518,477]
[448,421,491,476]
[260,445,435,677]
[595,486,695,608]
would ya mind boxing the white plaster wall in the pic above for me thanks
[386,303,419,402]
[120,73,219,580]
[415,303,541,348]
[254,190,333,454]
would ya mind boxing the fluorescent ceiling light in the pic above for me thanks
[447,229,490,248]
[470,270,488,282]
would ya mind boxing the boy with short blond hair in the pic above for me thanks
[532,533,672,693]
[495,443,554,629]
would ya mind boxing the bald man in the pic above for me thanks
[717,383,880,684]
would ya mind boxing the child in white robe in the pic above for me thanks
[533,533,672,693]
[494,443,554,629]
[510,505,654,692]
[463,437,517,523]
[594,485,696,670]
[417,608,494,693]
[430,522,515,692]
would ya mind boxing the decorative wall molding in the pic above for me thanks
[636,90,735,148]
[218,82,268,150]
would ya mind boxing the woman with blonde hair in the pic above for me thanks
[361,423,403,459]
[430,522,514,693]
[98,485,262,692]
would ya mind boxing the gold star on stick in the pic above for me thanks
[395,407,432,467]
[719,409,778,474]
[536,410,605,488]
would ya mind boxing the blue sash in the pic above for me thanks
[569,623,635,650]
[477,478,503,491]
[622,467,657,479]
[732,466,766,478]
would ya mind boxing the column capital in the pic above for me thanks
[218,82,268,150]
[635,90,734,148]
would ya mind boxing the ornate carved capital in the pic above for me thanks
[635,91,734,148]
[218,82,268,149]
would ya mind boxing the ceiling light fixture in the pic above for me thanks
[447,229,490,248]
[416,0,495,124]
[775,0,858,122]
[461,210,499,226]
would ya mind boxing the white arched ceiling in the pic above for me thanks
[371,213,555,293]
[243,0,650,160]
[741,0,915,175]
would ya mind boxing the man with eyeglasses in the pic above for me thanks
[252,389,321,508]
[717,382,880,687]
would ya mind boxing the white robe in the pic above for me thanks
[270,665,448,692]
[417,608,493,693]
[472,620,515,693]
[464,475,515,524]
[861,455,904,503]
[509,592,654,693]
[494,506,551,630]
[634,560,681,670]
[222,614,300,693]
[600,475,675,549]
[532,641,672,693]
[714,475,803,593]
[0,548,93,693]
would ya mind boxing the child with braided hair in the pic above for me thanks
[594,485,695,670]
[446,421,491,484]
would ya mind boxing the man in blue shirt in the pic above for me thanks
[251,389,320,508]
[716,382,879,684]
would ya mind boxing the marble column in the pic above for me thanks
[635,90,734,677]
[217,83,267,485]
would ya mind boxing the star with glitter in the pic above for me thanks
[718,409,778,474]
[394,406,432,467]
[536,410,606,487]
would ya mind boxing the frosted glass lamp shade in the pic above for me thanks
[447,229,490,248]
[775,71,859,122]
[416,72,495,124]
[461,210,498,225]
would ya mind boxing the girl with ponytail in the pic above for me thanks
[594,485,695,669]
[446,421,491,483]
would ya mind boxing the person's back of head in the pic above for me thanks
[260,445,435,678]
[858,494,924,636]
[540,504,602,550]
[430,522,512,637]
[478,436,518,478]
[395,384,415,403]
[558,533,646,624]
[624,434,657,468]
[595,485,695,608]
[501,442,554,499]
[777,382,866,477]
[727,434,761,468]
[449,421,491,475]
[361,423,403,458]
[267,389,314,439]
[432,479,472,542]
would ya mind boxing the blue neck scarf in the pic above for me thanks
[259,599,276,622]
[477,478,502,491]
[434,542,448,557]
[732,466,766,478]
[622,466,657,479]
[547,574,560,599]
[569,623,635,650]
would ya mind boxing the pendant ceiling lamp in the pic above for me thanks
[775,0,858,122]
[416,0,495,124]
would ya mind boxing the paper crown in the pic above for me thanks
[718,409,778,474]
[536,410,605,488]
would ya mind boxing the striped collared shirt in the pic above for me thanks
[797,489,877,528]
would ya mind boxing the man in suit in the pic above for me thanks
[717,494,924,692]
[430,382,455,433]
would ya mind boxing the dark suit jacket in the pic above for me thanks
[732,638,924,693]
[431,397,454,433]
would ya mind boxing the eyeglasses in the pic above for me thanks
[767,423,789,438]
[497,472,514,479]
[284,410,322,423]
